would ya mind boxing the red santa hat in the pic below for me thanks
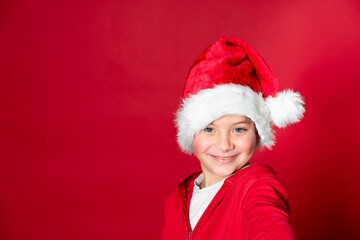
[175,36,305,154]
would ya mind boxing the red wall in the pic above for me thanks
[1,0,360,239]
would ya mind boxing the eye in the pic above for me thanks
[234,127,245,133]
[203,127,214,133]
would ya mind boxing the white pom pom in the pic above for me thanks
[266,89,305,128]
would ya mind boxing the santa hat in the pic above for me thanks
[175,36,305,154]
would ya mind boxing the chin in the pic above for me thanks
[213,167,237,178]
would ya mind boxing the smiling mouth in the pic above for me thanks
[211,154,239,163]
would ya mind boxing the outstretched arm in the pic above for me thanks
[242,176,296,240]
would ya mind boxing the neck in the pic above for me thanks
[200,175,226,189]
[200,163,250,189]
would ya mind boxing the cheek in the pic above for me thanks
[236,134,257,152]
[193,135,212,154]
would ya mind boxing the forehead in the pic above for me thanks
[210,115,254,125]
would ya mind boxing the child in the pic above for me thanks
[162,36,305,240]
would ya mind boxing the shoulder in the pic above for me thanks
[246,163,285,191]
[164,171,201,205]
[244,163,277,176]
[230,163,280,185]
[228,163,289,205]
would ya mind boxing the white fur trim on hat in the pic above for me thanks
[175,84,275,154]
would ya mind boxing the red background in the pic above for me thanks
[1,0,360,239]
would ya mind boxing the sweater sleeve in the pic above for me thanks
[241,173,296,240]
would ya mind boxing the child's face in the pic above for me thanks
[193,115,258,186]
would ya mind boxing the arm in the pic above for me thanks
[242,175,296,240]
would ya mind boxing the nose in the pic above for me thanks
[215,132,234,152]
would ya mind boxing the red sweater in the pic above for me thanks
[162,163,295,240]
